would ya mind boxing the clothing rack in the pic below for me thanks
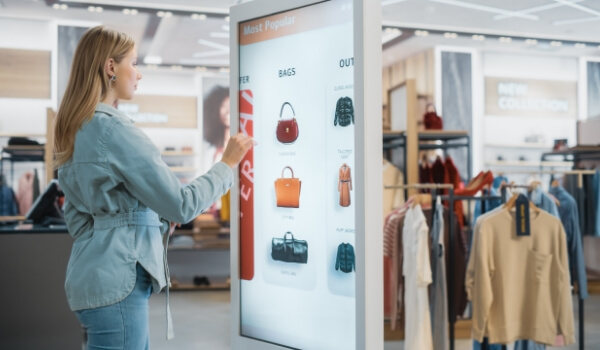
[384,184,503,350]
[493,169,594,350]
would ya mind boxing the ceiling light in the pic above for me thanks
[225,16,230,22]
[157,11,165,17]
[95,6,102,12]
[60,4,68,10]
[550,41,562,47]
[575,43,586,48]
[525,39,538,45]
[171,65,182,70]
[165,11,172,17]
[199,14,207,20]
[122,9,130,15]
[146,64,158,70]
[87,5,95,12]
[444,32,457,39]
[220,67,230,73]
[472,34,485,41]
[191,13,198,19]
[415,30,429,37]
[131,9,138,15]
[499,37,512,43]
[195,66,207,72]
[53,4,60,9]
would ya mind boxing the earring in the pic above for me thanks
[110,75,116,82]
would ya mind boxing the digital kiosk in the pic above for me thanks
[229,0,382,348]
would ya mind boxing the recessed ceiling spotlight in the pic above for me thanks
[443,32,457,39]
[199,14,207,20]
[53,4,60,9]
[164,11,172,17]
[95,6,102,12]
[575,43,586,49]
[499,37,512,43]
[157,11,165,17]
[131,9,138,15]
[171,65,182,70]
[472,34,485,41]
[122,8,130,15]
[146,64,158,70]
[415,30,429,37]
[550,41,562,47]
[60,4,68,10]
[525,39,538,45]
[220,67,230,73]
[87,5,95,12]
[196,66,207,72]
[225,16,230,22]
[191,13,198,19]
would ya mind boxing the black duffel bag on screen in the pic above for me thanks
[271,232,308,264]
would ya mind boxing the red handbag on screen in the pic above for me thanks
[276,102,299,144]
[423,103,443,130]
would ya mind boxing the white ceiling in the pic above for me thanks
[1,0,599,69]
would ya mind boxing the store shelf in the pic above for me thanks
[485,160,574,167]
[161,151,196,156]
[0,133,46,138]
[484,143,553,149]
[170,282,230,291]
[169,166,197,173]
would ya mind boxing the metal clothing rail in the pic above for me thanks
[497,169,594,350]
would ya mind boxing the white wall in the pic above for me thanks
[477,52,579,180]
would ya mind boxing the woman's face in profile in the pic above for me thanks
[220,96,230,127]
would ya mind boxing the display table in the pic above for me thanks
[0,226,82,349]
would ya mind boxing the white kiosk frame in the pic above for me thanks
[229,0,382,348]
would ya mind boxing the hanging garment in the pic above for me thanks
[16,171,35,215]
[548,185,588,299]
[338,163,352,207]
[383,200,412,329]
[382,160,405,221]
[595,169,600,237]
[529,186,559,218]
[335,243,355,273]
[430,197,449,350]
[470,209,575,346]
[0,175,18,216]
[403,204,433,350]
[422,207,468,319]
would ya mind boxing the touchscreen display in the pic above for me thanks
[238,0,356,348]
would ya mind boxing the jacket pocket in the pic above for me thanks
[531,250,553,284]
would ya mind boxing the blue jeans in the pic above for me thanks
[76,264,152,350]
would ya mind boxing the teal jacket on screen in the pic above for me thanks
[59,103,233,312]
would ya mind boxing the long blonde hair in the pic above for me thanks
[54,26,135,167]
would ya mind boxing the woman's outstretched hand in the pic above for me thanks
[220,133,256,168]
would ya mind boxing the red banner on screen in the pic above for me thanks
[239,90,254,280]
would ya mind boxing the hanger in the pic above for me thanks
[504,193,540,212]
[551,179,560,187]
[410,193,432,208]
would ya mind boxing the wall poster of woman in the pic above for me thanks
[202,78,230,173]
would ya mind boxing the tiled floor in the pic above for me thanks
[149,291,600,349]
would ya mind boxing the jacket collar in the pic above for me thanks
[95,102,131,122]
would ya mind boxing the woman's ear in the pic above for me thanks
[104,57,116,77]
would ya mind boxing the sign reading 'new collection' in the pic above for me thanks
[485,77,577,118]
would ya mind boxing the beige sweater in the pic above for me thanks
[469,208,575,345]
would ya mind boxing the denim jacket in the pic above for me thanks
[59,103,232,314]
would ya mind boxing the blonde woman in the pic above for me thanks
[54,26,253,349]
